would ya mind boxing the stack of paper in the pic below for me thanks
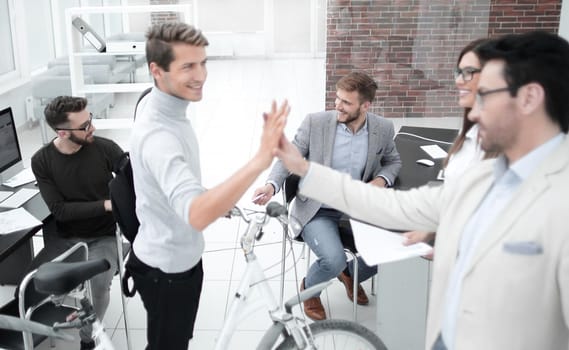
[350,219,433,265]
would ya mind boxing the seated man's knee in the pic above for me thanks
[318,251,347,275]
[89,262,114,294]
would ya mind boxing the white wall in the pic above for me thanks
[4,1,569,128]
[560,0,569,41]
[0,84,33,129]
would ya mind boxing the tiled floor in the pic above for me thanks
[2,57,461,349]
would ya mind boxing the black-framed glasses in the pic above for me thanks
[454,67,481,82]
[475,87,511,109]
[55,113,93,132]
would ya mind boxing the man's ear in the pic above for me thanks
[149,62,163,80]
[518,82,544,115]
[56,129,67,138]
[361,100,371,112]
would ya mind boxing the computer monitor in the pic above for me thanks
[0,107,24,183]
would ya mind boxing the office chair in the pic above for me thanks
[281,174,363,321]
[0,242,89,350]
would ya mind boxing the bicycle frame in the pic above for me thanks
[215,249,279,349]
[215,211,275,349]
[215,208,330,350]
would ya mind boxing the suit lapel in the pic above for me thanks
[464,136,569,274]
[322,113,337,166]
[363,114,380,180]
[442,168,495,266]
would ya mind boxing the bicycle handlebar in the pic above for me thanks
[227,202,300,253]
[266,202,287,218]
[228,202,301,236]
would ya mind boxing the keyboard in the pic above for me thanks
[0,188,40,208]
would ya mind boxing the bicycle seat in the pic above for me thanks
[34,259,111,295]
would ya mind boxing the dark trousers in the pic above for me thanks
[126,251,204,350]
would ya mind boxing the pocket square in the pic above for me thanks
[503,241,543,255]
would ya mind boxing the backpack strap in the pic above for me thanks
[120,87,152,298]
[134,87,153,120]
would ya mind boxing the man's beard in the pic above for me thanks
[338,107,361,124]
[69,133,93,146]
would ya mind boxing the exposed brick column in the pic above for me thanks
[325,0,561,118]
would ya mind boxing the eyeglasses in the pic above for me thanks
[55,113,93,132]
[454,67,481,82]
[475,87,511,109]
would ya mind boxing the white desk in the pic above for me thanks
[375,258,431,350]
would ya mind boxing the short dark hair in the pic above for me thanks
[145,22,209,72]
[44,96,87,130]
[476,31,569,133]
[336,72,378,104]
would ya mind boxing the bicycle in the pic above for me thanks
[215,202,387,349]
[0,257,116,350]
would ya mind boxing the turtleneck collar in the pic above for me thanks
[149,86,191,120]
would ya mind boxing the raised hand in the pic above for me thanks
[255,100,290,170]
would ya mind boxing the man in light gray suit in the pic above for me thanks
[274,31,569,350]
[253,72,401,320]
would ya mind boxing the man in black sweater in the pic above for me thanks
[31,96,123,350]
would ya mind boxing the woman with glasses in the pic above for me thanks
[444,38,495,182]
[402,38,498,256]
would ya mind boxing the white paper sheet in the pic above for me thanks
[0,188,39,209]
[0,191,13,202]
[350,219,433,265]
[420,144,448,159]
[0,207,42,235]
[2,168,36,188]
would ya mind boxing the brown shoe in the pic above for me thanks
[300,278,327,320]
[337,271,369,305]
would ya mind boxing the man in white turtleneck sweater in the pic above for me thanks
[127,22,289,350]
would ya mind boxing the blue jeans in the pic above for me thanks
[302,208,377,294]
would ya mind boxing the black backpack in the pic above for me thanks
[109,152,138,243]
[109,87,151,243]
[108,87,152,297]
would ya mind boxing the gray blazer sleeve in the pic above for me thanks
[361,115,401,186]
[374,118,401,184]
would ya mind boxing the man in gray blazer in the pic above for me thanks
[253,72,401,320]
[274,32,569,350]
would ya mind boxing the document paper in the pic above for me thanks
[350,219,433,265]
[2,168,36,188]
[0,207,42,235]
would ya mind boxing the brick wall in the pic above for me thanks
[325,0,562,118]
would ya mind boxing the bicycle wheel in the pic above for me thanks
[276,319,387,350]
